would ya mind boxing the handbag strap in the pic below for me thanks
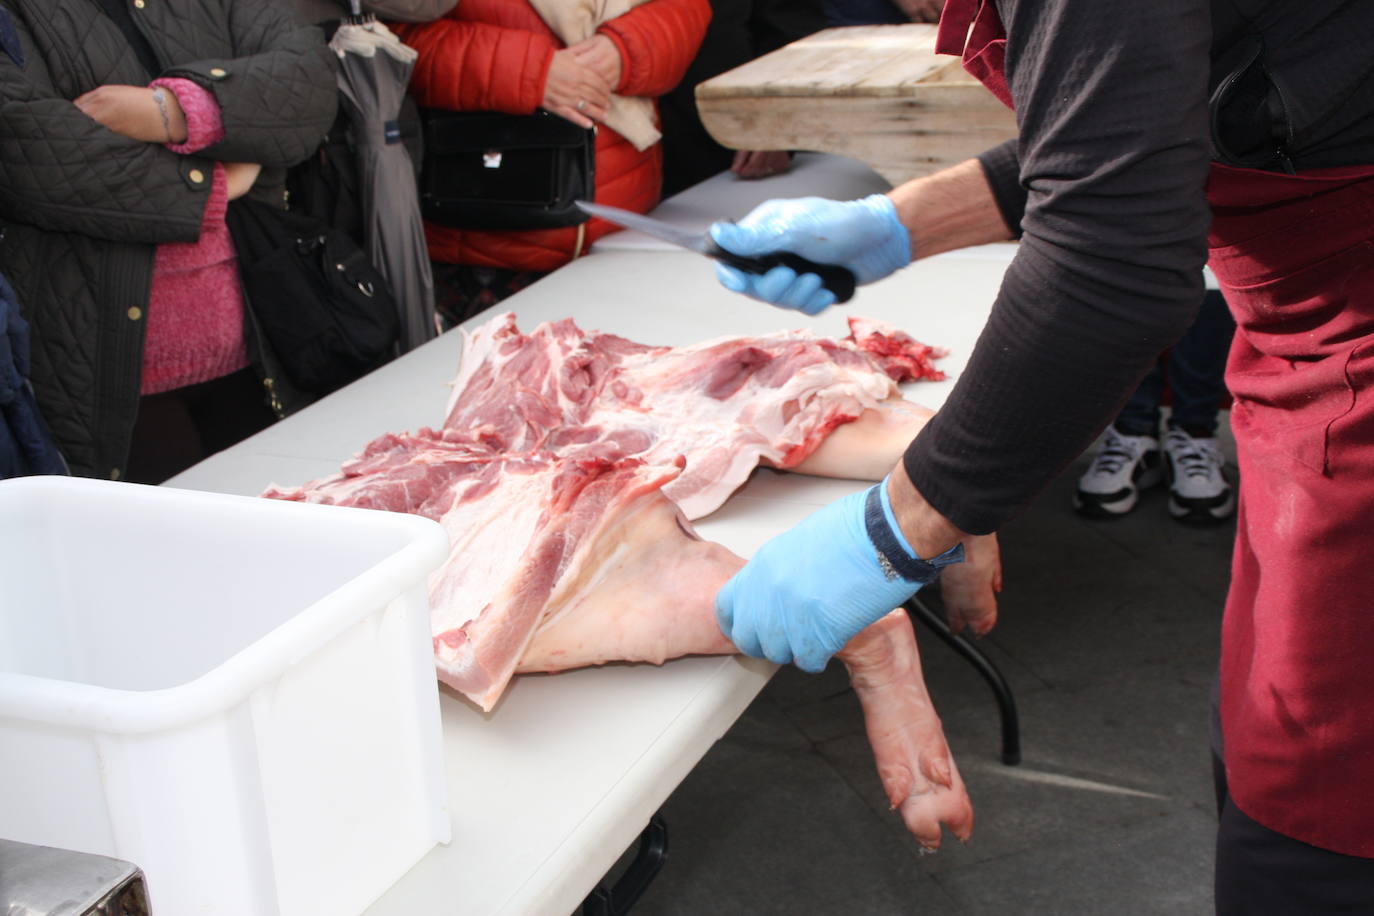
[572,222,587,260]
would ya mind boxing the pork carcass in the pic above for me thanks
[267,314,987,847]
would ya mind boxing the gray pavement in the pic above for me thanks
[615,417,1236,916]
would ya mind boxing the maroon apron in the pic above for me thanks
[939,1,1374,856]
[1209,162,1374,856]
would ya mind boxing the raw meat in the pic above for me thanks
[940,534,1003,636]
[846,316,948,383]
[443,313,947,519]
[268,313,964,700]
[516,485,738,674]
[782,400,935,480]
[268,313,999,704]
[267,313,1000,702]
[268,431,692,709]
[267,312,984,846]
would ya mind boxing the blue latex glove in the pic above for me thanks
[716,479,964,673]
[709,193,911,315]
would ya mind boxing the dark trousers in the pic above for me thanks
[1212,683,1374,914]
[125,368,276,485]
[1116,288,1235,438]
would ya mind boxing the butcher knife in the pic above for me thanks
[574,200,857,303]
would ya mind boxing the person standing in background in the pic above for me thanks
[394,0,710,327]
[1074,287,1237,523]
[825,0,944,27]
[0,0,337,484]
[0,272,65,478]
[658,0,827,198]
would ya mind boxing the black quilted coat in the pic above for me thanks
[0,0,338,479]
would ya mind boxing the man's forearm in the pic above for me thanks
[887,158,1015,262]
[879,158,1013,555]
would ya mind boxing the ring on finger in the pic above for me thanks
[576,99,587,112]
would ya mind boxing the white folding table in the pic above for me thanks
[167,156,1013,915]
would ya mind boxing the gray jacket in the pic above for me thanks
[0,0,338,479]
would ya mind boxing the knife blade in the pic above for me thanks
[575,200,857,303]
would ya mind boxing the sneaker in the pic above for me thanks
[1073,428,1164,517]
[1163,429,1236,523]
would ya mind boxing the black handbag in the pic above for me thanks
[419,110,595,230]
[225,198,400,395]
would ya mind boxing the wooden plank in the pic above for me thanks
[697,88,1016,186]
[698,25,948,99]
[695,24,1016,184]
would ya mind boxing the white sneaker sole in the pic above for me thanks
[1074,466,1164,518]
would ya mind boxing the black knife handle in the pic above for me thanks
[704,239,857,304]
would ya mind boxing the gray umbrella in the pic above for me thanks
[331,22,436,352]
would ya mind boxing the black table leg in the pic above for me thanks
[905,596,1021,766]
[580,813,669,916]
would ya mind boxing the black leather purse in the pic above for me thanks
[419,110,595,230]
[225,198,400,396]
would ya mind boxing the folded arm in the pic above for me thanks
[596,0,711,98]
[399,18,558,113]
[159,0,337,168]
[0,42,207,243]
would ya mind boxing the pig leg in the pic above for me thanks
[516,504,975,849]
[517,496,742,672]
[782,399,934,481]
[837,609,974,850]
[939,534,1003,636]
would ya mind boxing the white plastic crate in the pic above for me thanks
[0,476,451,916]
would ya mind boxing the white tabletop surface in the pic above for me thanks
[166,158,1013,916]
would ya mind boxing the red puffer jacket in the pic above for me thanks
[397,0,710,272]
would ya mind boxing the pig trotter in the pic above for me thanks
[838,610,974,850]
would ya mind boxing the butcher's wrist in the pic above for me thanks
[865,479,963,584]
[884,464,963,562]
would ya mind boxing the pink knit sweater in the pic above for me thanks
[139,78,250,396]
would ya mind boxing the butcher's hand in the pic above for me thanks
[716,479,963,673]
[709,194,911,315]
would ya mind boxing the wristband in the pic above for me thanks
[863,482,964,584]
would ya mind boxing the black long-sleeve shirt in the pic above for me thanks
[902,0,1374,534]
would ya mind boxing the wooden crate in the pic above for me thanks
[695,24,1016,186]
